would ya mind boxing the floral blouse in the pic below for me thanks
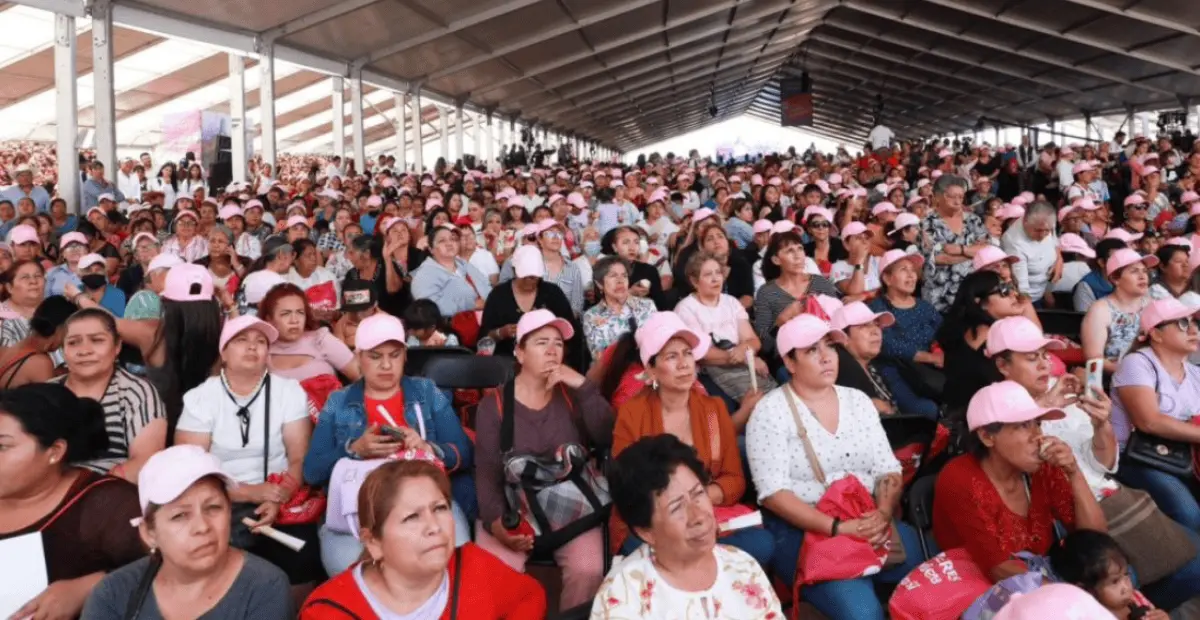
[582,296,656,359]
[590,544,782,619]
[920,211,987,312]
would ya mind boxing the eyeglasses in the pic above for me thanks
[1128,204,1148,211]
[1170,317,1199,332]
[985,282,1014,298]
[542,231,563,240]
[808,221,831,229]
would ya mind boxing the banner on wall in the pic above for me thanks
[779,77,813,127]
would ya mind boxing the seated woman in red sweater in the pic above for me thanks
[301,457,545,620]
[932,380,1107,583]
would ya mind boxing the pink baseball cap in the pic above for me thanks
[905,195,928,209]
[60,231,88,250]
[888,212,920,234]
[219,315,278,351]
[993,583,1117,620]
[1058,233,1095,259]
[777,315,846,357]
[1191,202,1200,217]
[879,248,925,273]
[516,308,574,343]
[1140,297,1200,334]
[1142,165,1161,176]
[161,263,214,302]
[355,314,407,351]
[146,253,182,273]
[831,302,895,331]
[174,210,199,223]
[218,205,243,221]
[1010,195,1030,207]
[802,206,834,224]
[995,205,1025,221]
[728,175,742,183]
[135,445,236,519]
[511,245,545,279]
[634,311,710,367]
[770,220,797,237]
[78,253,106,271]
[828,173,843,185]
[1057,205,1084,222]
[286,215,309,229]
[984,316,1065,357]
[1104,228,1142,243]
[243,199,264,211]
[1071,161,1094,175]
[751,174,764,186]
[972,246,1020,272]
[840,221,872,240]
[1124,194,1147,207]
[692,208,717,224]
[1071,198,1099,211]
[967,380,1066,431]
[566,192,587,209]
[648,189,669,204]
[752,219,773,234]
[1105,248,1157,276]
[1182,191,1200,205]
[131,232,158,248]
[767,176,783,187]
[8,224,38,246]
[97,193,115,203]
[366,195,383,208]
[547,193,565,205]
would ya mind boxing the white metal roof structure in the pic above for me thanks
[4,0,1200,163]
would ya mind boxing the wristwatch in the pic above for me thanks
[853,264,863,272]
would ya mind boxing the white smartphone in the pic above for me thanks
[1085,358,1104,398]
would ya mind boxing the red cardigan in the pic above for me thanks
[300,543,546,619]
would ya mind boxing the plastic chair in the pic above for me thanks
[421,355,515,390]
[905,474,938,561]
[1037,309,1085,341]
[404,346,474,378]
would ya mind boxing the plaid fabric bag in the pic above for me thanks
[497,381,611,554]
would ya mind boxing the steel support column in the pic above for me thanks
[410,90,423,173]
[486,113,495,171]
[91,0,117,176]
[395,93,407,172]
[439,108,449,162]
[229,54,247,184]
[455,104,465,163]
[332,77,345,160]
[55,12,79,212]
[473,111,483,165]
[350,71,366,172]
[259,42,277,169]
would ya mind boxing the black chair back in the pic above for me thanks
[422,355,515,390]
[1037,309,1085,341]
[404,346,474,378]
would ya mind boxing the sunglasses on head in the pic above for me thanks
[985,282,1014,298]
[1129,204,1148,210]
[808,220,831,229]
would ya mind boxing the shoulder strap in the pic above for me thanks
[707,405,721,471]
[1134,350,1161,393]
[262,374,272,481]
[449,547,463,619]
[299,599,363,619]
[560,385,592,447]
[782,387,827,488]
[40,474,119,532]
[121,554,162,620]
[0,351,38,389]
[500,381,515,454]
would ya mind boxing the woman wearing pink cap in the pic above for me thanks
[933,381,1106,584]
[176,315,323,585]
[195,225,245,299]
[160,211,209,263]
[609,312,772,563]
[746,314,920,619]
[0,384,144,620]
[82,445,292,619]
[473,309,612,610]
[1081,248,1156,374]
[833,301,938,419]
[831,221,883,299]
[802,206,846,277]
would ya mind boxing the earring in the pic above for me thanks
[48,457,57,464]
[651,378,659,390]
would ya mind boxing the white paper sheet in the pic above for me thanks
[0,532,49,618]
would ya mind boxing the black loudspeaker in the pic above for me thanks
[217,136,232,163]
[209,161,232,194]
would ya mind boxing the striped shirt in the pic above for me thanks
[51,367,166,474]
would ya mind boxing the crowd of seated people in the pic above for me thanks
[8,131,1200,619]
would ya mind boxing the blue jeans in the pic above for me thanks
[619,526,776,567]
[1116,463,1200,532]
[1140,530,1200,611]
[764,512,927,620]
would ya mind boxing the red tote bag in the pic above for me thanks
[888,549,992,620]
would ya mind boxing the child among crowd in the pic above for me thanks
[1049,530,1166,620]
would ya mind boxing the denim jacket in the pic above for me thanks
[303,376,473,486]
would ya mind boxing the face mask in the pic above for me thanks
[81,274,107,290]
[637,239,649,255]
[584,240,602,257]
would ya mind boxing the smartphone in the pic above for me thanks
[1085,358,1104,398]
[380,426,406,442]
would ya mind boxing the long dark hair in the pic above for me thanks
[936,270,1004,352]
[158,163,178,193]
[153,298,222,445]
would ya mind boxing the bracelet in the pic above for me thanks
[831,517,841,537]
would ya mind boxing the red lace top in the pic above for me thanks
[931,454,1076,579]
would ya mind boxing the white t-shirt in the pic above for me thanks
[177,373,310,484]
[830,255,882,292]
[468,247,500,279]
[868,125,894,150]
[590,544,782,619]
[284,266,341,308]
[1053,261,1091,294]
[674,293,746,345]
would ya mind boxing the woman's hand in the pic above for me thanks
[9,575,96,620]
[1142,609,1169,620]
[753,356,769,377]
[546,363,586,390]
[493,323,518,340]
[234,481,289,505]
[491,520,535,553]
[244,501,280,531]
[1039,436,1079,476]
[350,424,403,459]
[841,511,889,543]
[1077,390,1112,428]
[1039,374,1081,409]
[63,281,80,301]
[629,282,650,297]
[775,300,805,327]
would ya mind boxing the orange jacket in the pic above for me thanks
[299,543,546,620]
[609,389,746,551]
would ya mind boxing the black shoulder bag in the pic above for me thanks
[1122,351,1194,477]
